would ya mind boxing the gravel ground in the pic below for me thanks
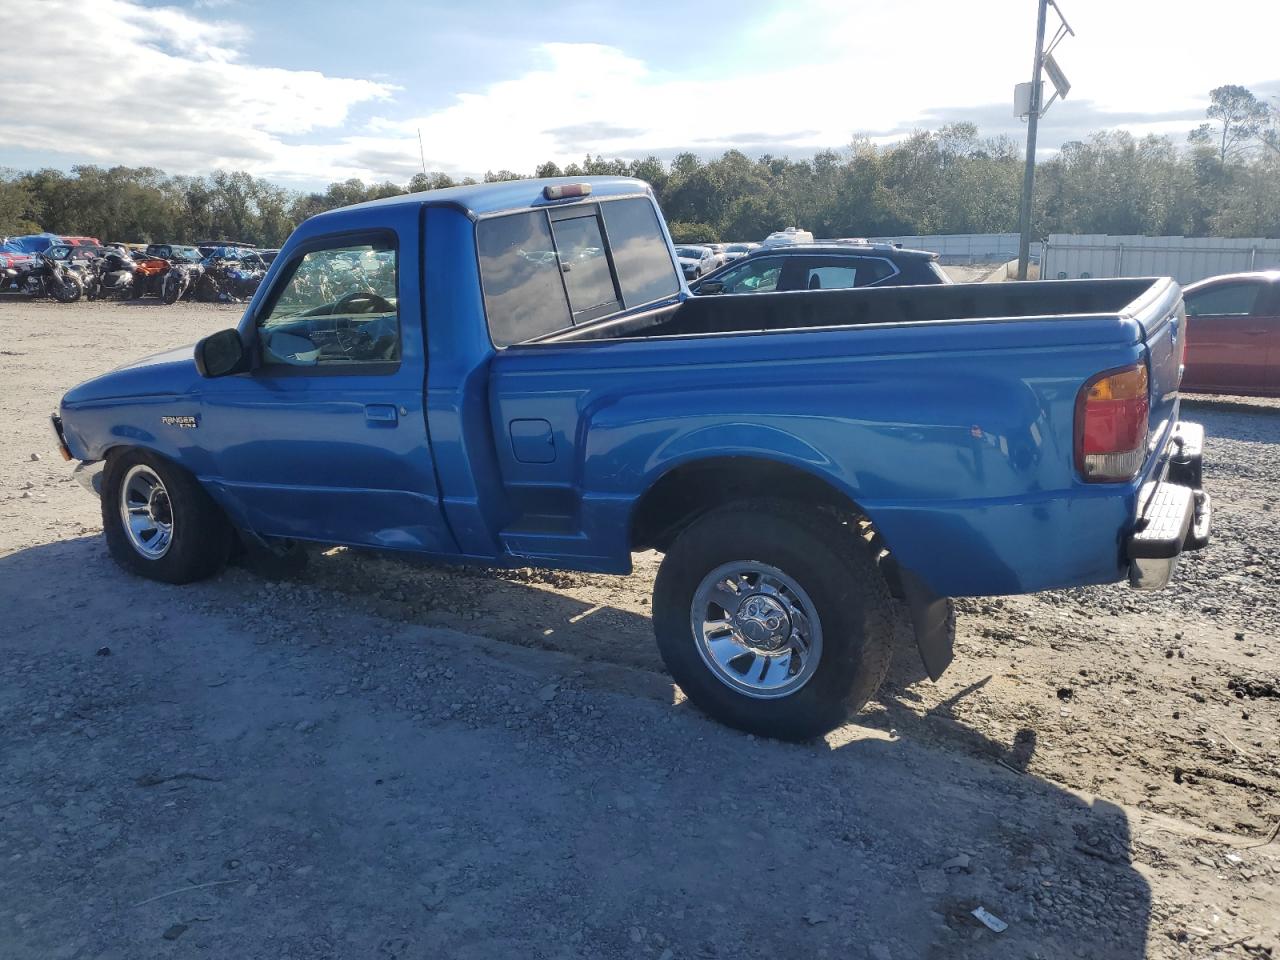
[1,297,1277,959]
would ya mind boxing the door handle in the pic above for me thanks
[364,404,398,424]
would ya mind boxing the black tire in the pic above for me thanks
[161,274,180,304]
[653,499,894,740]
[51,274,82,303]
[101,449,233,584]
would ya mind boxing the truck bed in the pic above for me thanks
[541,278,1159,342]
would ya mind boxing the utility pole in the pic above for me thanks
[1016,0,1049,281]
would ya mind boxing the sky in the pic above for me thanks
[1,0,1277,190]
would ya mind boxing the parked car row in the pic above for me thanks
[673,241,766,280]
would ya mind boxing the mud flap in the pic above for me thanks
[897,567,954,681]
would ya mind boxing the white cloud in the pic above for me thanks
[294,0,1280,181]
[3,0,1277,186]
[0,0,392,178]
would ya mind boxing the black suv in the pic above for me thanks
[690,241,949,295]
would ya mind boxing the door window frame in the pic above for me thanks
[246,228,402,378]
[547,202,624,324]
[1183,279,1266,319]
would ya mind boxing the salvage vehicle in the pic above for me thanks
[721,242,759,261]
[691,242,949,295]
[135,245,204,299]
[87,248,138,300]
[54,177,1211,740]
[161,260,205,304]
[132,253,171,299]
[9,248,85,301]
[0,245,37,292]
[674,244,720,280]
[1179,271,1280,398]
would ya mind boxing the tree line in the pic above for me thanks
[2,85,1276,247]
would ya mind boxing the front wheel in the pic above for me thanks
[653,499,894,740]
[51,274,82,303]
[161,274,181,304]
[101,450,233,583]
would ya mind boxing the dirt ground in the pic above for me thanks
[1,297,1277,960]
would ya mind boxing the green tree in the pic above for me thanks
[0,170,40,235]
[666,220,718,243]
[1189,84,1270,162]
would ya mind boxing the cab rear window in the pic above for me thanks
[478,197,679,347]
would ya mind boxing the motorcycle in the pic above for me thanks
[19,253,83,302]
[161,261,204,304]
[87,250,137,300]
[193,255,264,303]
[132,255,171,299]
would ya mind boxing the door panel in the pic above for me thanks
[200,225,453,552]
[202,375,449,551]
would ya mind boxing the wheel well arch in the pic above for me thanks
[629,455,957,682]
[629,456,870,555]
[98,443,245,527]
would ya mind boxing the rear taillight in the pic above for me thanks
[1075,363,1150,482]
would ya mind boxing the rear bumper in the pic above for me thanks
[1126,421,1210,590]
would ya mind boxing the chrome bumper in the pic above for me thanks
[73,460,104,496]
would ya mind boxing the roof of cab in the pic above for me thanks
[311,176,651,223]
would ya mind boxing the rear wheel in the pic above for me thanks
[101,449,233,583]
[653,499,894,740]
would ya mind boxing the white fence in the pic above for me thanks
[869,233,1039,264]
[1042,235,1280,284]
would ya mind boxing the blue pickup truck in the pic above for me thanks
[53,176,1210,740]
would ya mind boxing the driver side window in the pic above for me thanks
[258,241,399,367]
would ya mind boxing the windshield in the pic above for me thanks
[726,244,752,253]
[675,247,706,259]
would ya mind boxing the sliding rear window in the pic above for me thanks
[477,196,679,347]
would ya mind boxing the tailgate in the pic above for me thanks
[1126,278,1185,449]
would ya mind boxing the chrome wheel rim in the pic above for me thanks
[690,561,823,699]
[119,464,174,559]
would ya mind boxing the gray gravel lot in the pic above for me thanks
[0,298,1277,959]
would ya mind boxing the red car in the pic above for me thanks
[1181,271,1280,398]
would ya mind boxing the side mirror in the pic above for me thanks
[697,280,725,295]
[194,328,247,378]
